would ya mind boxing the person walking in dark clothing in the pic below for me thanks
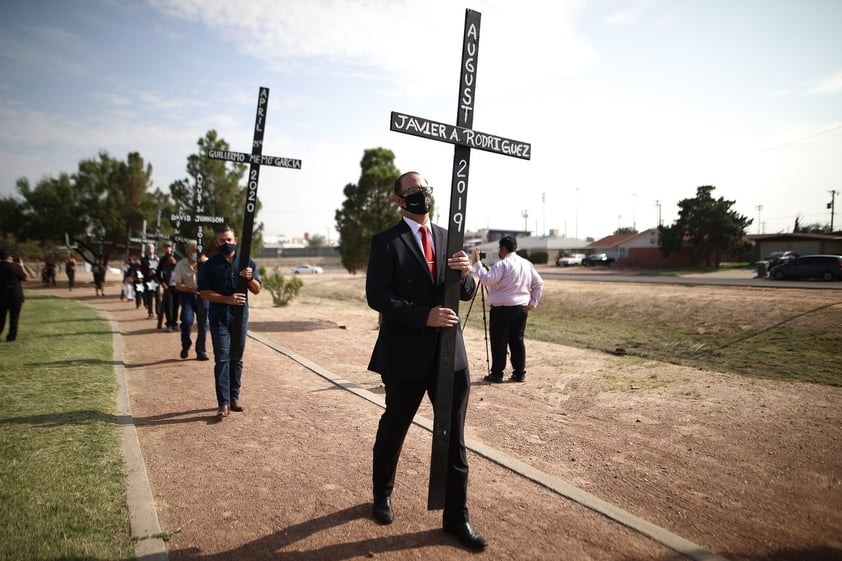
[0,249,28,342]
[366,171,487,551]
[174,240,209,361]
[140,243,160,319]
[198,225,261,419]
[158,242,180,331]
[65,255,76,291]
[92,259,106,297]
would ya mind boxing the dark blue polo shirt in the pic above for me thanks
[197,252,260,323]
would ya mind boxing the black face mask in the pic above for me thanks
[401,190,432,215]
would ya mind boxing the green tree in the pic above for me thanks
[658,185,752,268]
[307,233,326,247]
[0,196,24,238]
[111,152,161,242]
[16,173,88,245]
[72,151,164,263]
[14,151,165,264]
[334,148,402,274]
[614,226,638,235]
[168,130,263,253]
[796,221,831,233]
[74,152,162,250]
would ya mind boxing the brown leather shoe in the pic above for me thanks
[216,405,230,418]
[230,399,244,412]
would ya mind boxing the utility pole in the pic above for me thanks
[655,200,662,226]
[541,192,546,236]
[631,192,637,231]
[756,204,763,234]
[829,190,837,232]
[521,209,529,233]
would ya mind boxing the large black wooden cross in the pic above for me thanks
[170,174,226,255]
[144,210,171,246]
[208,86,302,358]
[116,227,143,261]
[390,8,531,510]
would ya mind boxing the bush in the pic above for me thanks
[529,251,549,265]
[259,266,303,307]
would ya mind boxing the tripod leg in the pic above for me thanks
[462,277,481,327]
[480,283,490,374]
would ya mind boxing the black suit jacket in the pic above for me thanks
[366,219,476,380]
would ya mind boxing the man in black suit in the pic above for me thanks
[366,171,487,551]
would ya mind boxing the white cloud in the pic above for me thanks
[0,25,92,77]
[94,91,133,108]
[603,0,653,26]
[810,70,842,95]
[148,0,597,96]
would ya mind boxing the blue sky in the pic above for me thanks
[2,0,841,243]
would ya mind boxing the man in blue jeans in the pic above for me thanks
[198,225,261,419]
[174,240,209,361]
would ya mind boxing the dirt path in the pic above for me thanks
[45,276,842,561]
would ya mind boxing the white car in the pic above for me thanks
[556,253,585,267]
[292,264,323,274]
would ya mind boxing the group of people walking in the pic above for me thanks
[121,241,209,358]
[2,196,545,551]
[117,229,261,422]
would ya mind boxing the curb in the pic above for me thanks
[251,331,730,561]
[107,311,169,561]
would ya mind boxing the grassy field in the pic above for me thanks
[0,292,134,561]
[1,274,833,559]
[298,273,842,386]
[520,287,842,386]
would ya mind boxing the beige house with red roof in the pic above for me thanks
[587,228,698,268]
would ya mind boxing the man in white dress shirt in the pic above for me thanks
[472,236,544,383]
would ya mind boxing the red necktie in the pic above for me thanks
[419,225,436,278]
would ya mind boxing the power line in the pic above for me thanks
[762,124,842,152]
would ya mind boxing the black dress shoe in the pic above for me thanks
[443,521,487,551]
[483,373,503,383]
[372,496,394,525]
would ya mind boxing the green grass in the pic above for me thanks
[0,292,134,561]
[506,285,842,386]
[300,273,842,386]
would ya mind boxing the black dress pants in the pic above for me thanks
[372,367,471,523]
[0,298,23,341]
[489,305,529,376]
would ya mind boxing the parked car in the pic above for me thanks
[556,253,585,267]
[765,250,798,269]
[292,264,324,274]
[582,253,615,267]
[769,255,842,281]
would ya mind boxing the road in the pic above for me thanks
[537,266,842,290]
